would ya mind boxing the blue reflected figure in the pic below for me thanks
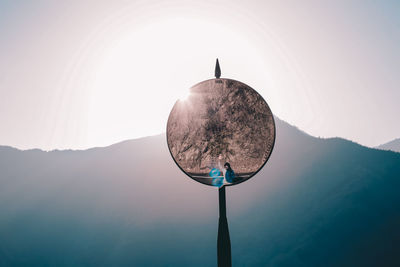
[224,162,235,183]
[210,168,220,178]
[210,168,223,187]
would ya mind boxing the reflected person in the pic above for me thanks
[224,162,235,183]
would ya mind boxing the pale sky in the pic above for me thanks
[0,0,399,150]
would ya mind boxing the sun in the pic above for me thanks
[85,17,272,148]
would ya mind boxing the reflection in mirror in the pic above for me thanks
[167,78,275,187]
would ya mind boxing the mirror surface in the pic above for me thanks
[167,78,275,187]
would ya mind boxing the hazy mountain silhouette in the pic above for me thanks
[376,138,400,153]
[0,117,400,266]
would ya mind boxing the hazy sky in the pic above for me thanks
[0,0,399,150]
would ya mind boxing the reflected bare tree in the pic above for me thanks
[167,78,275,183]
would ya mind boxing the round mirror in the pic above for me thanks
[167,78,275,187]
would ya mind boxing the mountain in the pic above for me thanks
[376,138,400,153]
[0,118,400,266]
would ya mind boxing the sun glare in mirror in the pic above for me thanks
[179,89,191,102]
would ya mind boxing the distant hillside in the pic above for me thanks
[376,138,400,153]
[0,118,400,266]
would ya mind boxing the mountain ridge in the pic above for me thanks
[376,138,400,153]
[0,117,378,154]
[0,117,399,266]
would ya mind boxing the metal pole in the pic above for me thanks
[217,186,232,267]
